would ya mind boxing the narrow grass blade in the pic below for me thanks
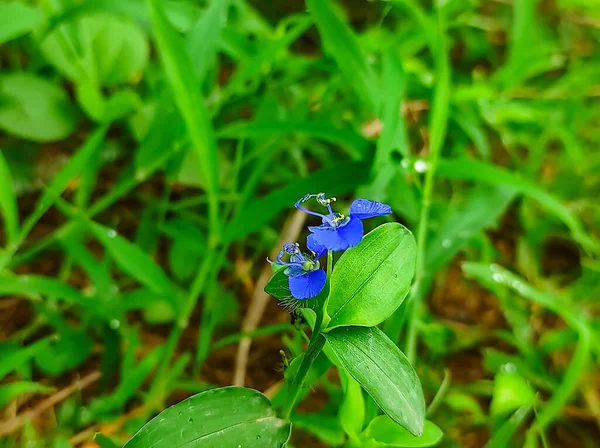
[0,382,53,409]
[0,149,19,245]
[223,160,370,243]
[218,120,370,159]
[148,0,220,242]
[306,0,380,112]
[186,0,230,82]
[87,221,179,307]
[438,158,600,254]
[0,125,108,269]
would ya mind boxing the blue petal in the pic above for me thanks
[311,216,364,251]
[288,269,326,300]
[307,233,327,259]
[350,199,392,219]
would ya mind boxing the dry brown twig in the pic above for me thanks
[0,371,100,437]
[232,209,307,386]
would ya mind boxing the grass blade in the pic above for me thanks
[186,0,230,82]
[0,125,108,269]
[438,158,600,254]
[148,0,220,243]
[306,0,380,112]
[0,149,19,246]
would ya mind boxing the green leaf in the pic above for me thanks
[224,160,370,244]
[94,434,120,448]
[35,329,93,375]
[339,369,365,439]
[87,221,178,305]
[0,149,19,245]
[306,0,380,112]
[363,47,409,200]
[426,186,515,273]
[327,223,416,328]
[123,387,291,447]
[0,274,104,316]
[40,13,148,85]
[0,381,53,409]
[148,0,220,237]
[264,268,292,301]
[0,338,53,381]
[438,158,599,254]
[292,413,345,446]
[218,120,370,158]
[0,72,79,142]
[92,344,164,414]
[325,326,425,436]
[364,416,443,447]
[487,406,533,448]
[490,371,535,417]
[186,0,230,81]
[0,1,43,44]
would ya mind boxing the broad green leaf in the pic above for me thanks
[87,221,179,305]
[306,0,380,112]
[438,158,599,254]
[148,0,220,236]
[364,416,443,447]
[0,73,79,142]
[0,381,53,409]
[224,160,370,244]
[325,326,425,436]
[0,150,19,244]
[327,223,416,328]
[0,1,43,44]
[490,371,535,417]
[40,13,148,85]
[123,387,291,447]
[264,269,291,300]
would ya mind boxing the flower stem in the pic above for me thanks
[281,250,333,419]
[280,334,326,420]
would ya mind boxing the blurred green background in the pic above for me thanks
[1,0,599,446]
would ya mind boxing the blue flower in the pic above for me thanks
[296,193,392,251]
[268,241,326,300]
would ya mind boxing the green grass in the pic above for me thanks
[0,0,599,446]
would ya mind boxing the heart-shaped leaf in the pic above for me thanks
[365,416,443,447]
[0,73,79,142]
[123,387,291,447]
[327,222,416,328]
[325,326,425,436]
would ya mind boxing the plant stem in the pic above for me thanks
[280,334,326,420]
[405,8,449,364]
[281,250,333,419]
